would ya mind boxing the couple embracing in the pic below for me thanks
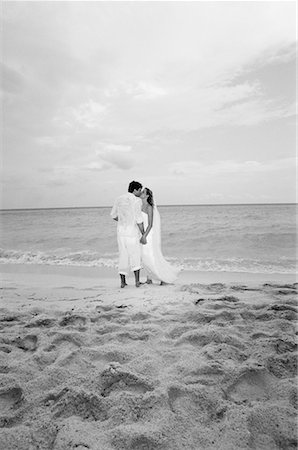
[111,180,179,288]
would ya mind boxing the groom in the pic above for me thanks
[111,180,147,288]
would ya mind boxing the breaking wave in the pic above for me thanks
[0,248,295,274]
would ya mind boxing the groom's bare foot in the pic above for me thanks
[120,275,127,288]
[135,282,141,288]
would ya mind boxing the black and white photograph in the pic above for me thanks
[0,1,297,449]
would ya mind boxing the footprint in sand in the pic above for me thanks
[111,427,167,450]
[203,343,248,363]
[46,331,83,352]
[180,283,227,295]
[270,304,298,312]
[100,364,154,397]
[263,283,298,295]
[113,330,152,342]
[95,306,118,320]
[182,309,239,326]
[268,304,298,321]
[94,306,131,325]
[230,285,261,292]
[95,324,122,335]
[272,338,297,354]
[59,314,87,329]
[206,283,227,292]
[0,382,24,427]
[248,404,298,450]
[183,361,226,387]
[205,302,239,311]
[240,310,258,321]
[0,315,20,324]
[0,385,23,412]
[250,331,277,340]
[211,310,239,323]
[13,335,38,352]
[225,368,275,404]
[167,385,226,423]
[266,353,297,378]
[96,305,114,312]
[167,325,197,339]
[176,329,246,351]
[131,312,151,321]
[44,387,108,421]
[25,316,56,328]
[85,347,136,367]
[213,295,239,303]
[0,345,11,354]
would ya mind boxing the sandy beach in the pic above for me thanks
[0,265,297,450]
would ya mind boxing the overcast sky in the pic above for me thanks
[1,1,296,208]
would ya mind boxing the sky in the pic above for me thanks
[1,1,296,208]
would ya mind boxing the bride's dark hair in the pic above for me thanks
[145,188,154,207]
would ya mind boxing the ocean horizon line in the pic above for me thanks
[0,202,296,212]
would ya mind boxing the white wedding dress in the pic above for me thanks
[141,206,180,283]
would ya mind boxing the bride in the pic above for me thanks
[140,187,180,284]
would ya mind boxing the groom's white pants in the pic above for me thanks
[117,234,141,275]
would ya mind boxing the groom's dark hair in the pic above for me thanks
[128,181,142,193]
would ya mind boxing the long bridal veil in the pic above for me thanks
[152,205,161,247]
[143,201,180,283]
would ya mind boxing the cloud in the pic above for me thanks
[100,152,134,170]
[72,100,106,128]
[82,161,111,172]
[45,179,69,187]
[97,76,293,135]
[212,98,295,128]
[105,81,167,101]
[35,135,69,149]
[95,143,132,154]
[54,100,107,129]
[1,62,25,94]
[94,142,134,170]
[252,42,296,69]
[169,158,296,177]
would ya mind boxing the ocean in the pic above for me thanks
[0,204,296,275]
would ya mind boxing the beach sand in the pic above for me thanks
[0,265,297,449]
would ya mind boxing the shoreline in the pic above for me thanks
[1,263,296,288]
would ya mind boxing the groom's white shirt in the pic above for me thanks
[110,192,143,238]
